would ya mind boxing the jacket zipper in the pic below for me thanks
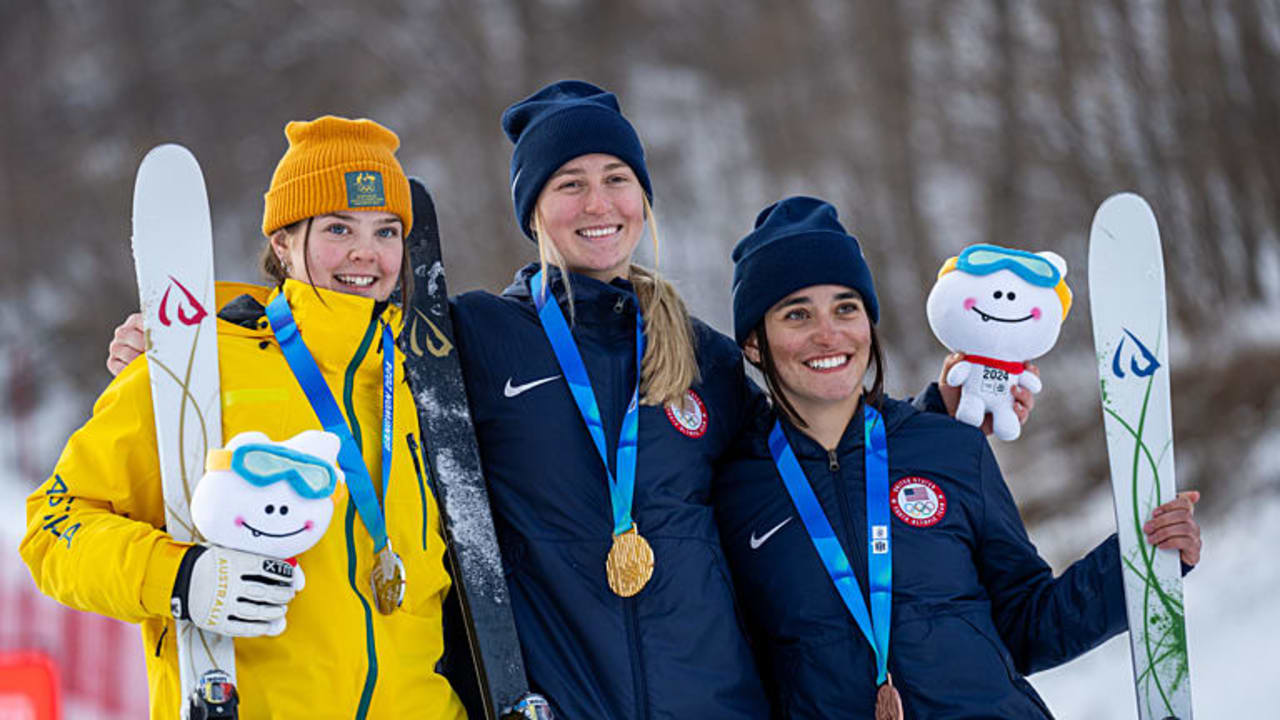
[833,447,852,541]
[406,432,430,551]
[831,442,869,618]
[625,597,648,719]
[619,288,646,718]
[345,314,381,720]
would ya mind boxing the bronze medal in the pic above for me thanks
[605,525,654,597]
[371,544,406,615]
[874,674,904,720]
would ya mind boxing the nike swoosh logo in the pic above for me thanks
[503,375,561,398]
[749,516,793,550]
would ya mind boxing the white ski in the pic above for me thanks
[1088,193,1192,720]
[132,144,235,717]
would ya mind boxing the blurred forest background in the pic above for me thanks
[1,1,1277,717]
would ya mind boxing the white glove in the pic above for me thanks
[171,545,301,637]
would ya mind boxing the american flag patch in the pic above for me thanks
[890,476,947,528]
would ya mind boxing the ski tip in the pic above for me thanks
[133,143,209,206]
[1094,192,1155,221]
[135,144,205,198]
[140,143,198,166]
[1089,193,1160,260]
[409,177,435,216]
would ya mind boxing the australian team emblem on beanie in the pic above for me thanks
[345,170,385,207]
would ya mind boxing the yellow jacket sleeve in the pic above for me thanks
[19,359,193,623]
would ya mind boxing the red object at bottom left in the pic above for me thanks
[0,650,61,720]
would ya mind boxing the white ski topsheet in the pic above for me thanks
[132,144,235,702]
[1088,193,1191,719]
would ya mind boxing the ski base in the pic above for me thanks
[400,178,546,719]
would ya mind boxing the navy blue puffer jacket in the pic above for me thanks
[715,397,1126,719]
[452,264,771,720]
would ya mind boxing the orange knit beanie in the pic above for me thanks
[262,116,411,236]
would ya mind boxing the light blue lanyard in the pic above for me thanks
[769,404,892,685]
[530,271,644,535]
[265,293,394,552]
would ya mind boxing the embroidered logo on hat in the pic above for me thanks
[890,476,947,527]
[665,389,708,439]
[345,171,385,207]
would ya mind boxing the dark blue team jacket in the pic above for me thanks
[451,264,770,719]
[715,397,1127,719]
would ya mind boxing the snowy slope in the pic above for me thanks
[1032,495,1280,718]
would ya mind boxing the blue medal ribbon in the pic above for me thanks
[265,293,394,553]
[769,403,892,685]
[380,324,394,501]
[530,270,643,536]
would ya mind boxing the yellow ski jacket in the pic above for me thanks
[20,280,466,720]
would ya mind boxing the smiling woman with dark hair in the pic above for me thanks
[715,195,1203,719]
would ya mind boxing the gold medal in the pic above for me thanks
[874,673,904,720]
[605,525,654,597]
[371,544,406,615]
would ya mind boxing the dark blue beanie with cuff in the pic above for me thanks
[731,196,879,345]
[502,80,653,240]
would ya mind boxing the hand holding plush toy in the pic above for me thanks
[193,430,343,589]
[926,244,1072,441]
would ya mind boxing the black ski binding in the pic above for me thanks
[187,669,238,719]
[501,693,554,720]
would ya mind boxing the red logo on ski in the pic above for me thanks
[158,276,208,327]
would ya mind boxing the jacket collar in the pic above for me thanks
[216,280,402,363]
[778,396,917,461]
[503,262,639,325]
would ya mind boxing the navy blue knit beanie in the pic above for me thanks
[502,80,653,240]
[731,196,879,345]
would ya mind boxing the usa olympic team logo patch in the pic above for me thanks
[665,390,708,438]
[890,476,947,527]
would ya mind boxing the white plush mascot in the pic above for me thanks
[192,430,343,589]
[926,244,1072,441]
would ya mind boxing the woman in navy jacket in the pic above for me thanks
[446,81,771,719]
[716,196,1202,718]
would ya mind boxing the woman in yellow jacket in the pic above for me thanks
[20,117,467,720]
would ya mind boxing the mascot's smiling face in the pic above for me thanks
[192,430,342,559]
[926,246,1070,362]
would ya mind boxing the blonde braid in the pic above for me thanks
[631,195,698,406]
[630,264,699,406]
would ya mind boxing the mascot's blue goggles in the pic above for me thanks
[205,444,337,499]
[955,244,1061,287]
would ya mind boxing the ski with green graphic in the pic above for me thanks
[1088,192,1192,720]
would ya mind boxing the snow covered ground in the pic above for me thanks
[1031,495,1280,718]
